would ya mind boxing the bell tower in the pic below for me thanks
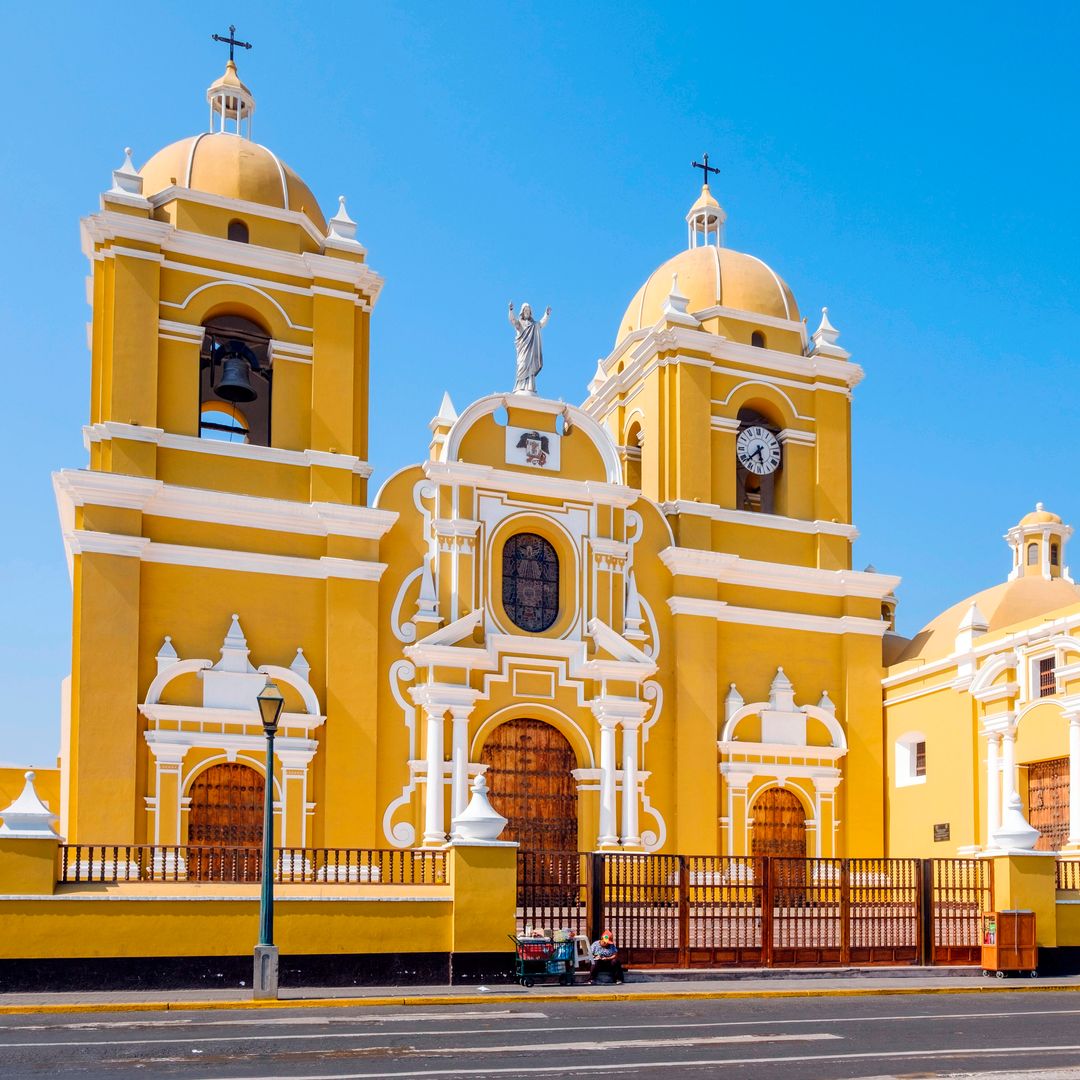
[55,53,392,845]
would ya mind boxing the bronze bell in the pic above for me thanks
[214,342,258,403]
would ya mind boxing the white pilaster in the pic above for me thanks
[1001,728,1017,805]
[597,718,619,848]
[422,704,447,846]
[621,719,642,848]
[987,732,1001,840]
[449,704,474,832]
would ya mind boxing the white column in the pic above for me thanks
[1001,728,1017,805]
[1069,714,1080,845]
[423,705,447,846]
[598,718,619,848]
[1042,531,1052,580]
[986,732,1001,840]
[621,719,641,848]
[449,704,472,831]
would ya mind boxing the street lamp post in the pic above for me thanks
[254,678,284,1000]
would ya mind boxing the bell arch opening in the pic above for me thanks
[479,718,578,853]
[199,314,272,446]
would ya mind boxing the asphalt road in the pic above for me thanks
[1,991,1080,1078]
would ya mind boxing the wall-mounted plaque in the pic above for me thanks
[933,823,950,842]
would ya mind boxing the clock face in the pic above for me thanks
[736,425,782,475]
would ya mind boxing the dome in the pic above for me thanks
[1020,502,1063,527]
[895,575,1080,664]
[616,244,799,346]
[139,133,327,234]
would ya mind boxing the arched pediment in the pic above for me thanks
[444,394,623,485]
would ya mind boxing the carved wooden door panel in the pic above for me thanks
[751,788,807,891]
[480,719,578,853]
[1028,757,1069,852]
[187,762,265,881]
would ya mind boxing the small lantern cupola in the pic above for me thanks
[208,59,256,138]
[687,153,726,248]
[1005,503,1073,583]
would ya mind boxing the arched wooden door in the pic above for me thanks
[480,719,578,853]
[750,787,807,892]
[187,762,265,882]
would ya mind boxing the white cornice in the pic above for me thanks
[660,500,859,540]
[82,422,373,477]
[148,185,326,242]
[82,204,384,305]
[423,460,636,509]
[63,529,387,582]
[583,324,863,417]
[54,469,395,540]
[882,609,1080,689]
[667,596,887,637]
[718,740,846,763]
[659,546,900,599]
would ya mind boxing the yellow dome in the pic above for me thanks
[896,575,1080,664]
[617,244,799,346]
[1019,503,1063,527]
[139,133,327,234]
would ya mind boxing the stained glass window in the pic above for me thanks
[502,532,559,632]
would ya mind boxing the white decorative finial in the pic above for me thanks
[1036,502,1044,512]
[451,772,509,843]
[661,271,696,323]
[109,146,144,197]
[326,194,362,248]
[156,634,180,675]
[991,790,1041,852]
[0,771,60,839]
[290,647,311,682]
[214,614,256,673]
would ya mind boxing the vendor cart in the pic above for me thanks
[510,934,577,987]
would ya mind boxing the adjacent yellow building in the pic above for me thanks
[11,57,1077,881]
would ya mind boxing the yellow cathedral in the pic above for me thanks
[14,56,1080,884]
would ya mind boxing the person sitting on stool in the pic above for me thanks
[589,930,625,984]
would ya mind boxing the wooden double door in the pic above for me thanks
[480,719,578,853]
[186,762,265,881]
[1028,757,1069,851]
[751,788,808,892]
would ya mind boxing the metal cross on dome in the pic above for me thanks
[692,152,720,186]
[211,24,253,62]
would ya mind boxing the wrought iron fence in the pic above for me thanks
[57,845,448,885]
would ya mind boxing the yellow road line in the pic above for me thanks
[0,981,1078,1016]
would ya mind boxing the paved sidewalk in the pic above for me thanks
[1,970,1079,1014]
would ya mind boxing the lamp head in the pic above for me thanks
[256,678,285,736]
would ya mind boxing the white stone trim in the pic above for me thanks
[659,546,899,599]
[583,323,862,417]
[443,395,624,486]
[55,469,395,538]
[63,530,386,581]
[659,500,859,539]
[80,422,373,477]
[424,459,635,509]
[667,597,888,637]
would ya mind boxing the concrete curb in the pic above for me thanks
[1,980,1078,1015]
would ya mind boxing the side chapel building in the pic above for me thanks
[33,58,1080,870]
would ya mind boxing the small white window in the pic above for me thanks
[895,732,928,787]
[1027,543,1039,565]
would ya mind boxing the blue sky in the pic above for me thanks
[1,2,1077,764]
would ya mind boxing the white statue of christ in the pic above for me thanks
[508,301,551,395]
